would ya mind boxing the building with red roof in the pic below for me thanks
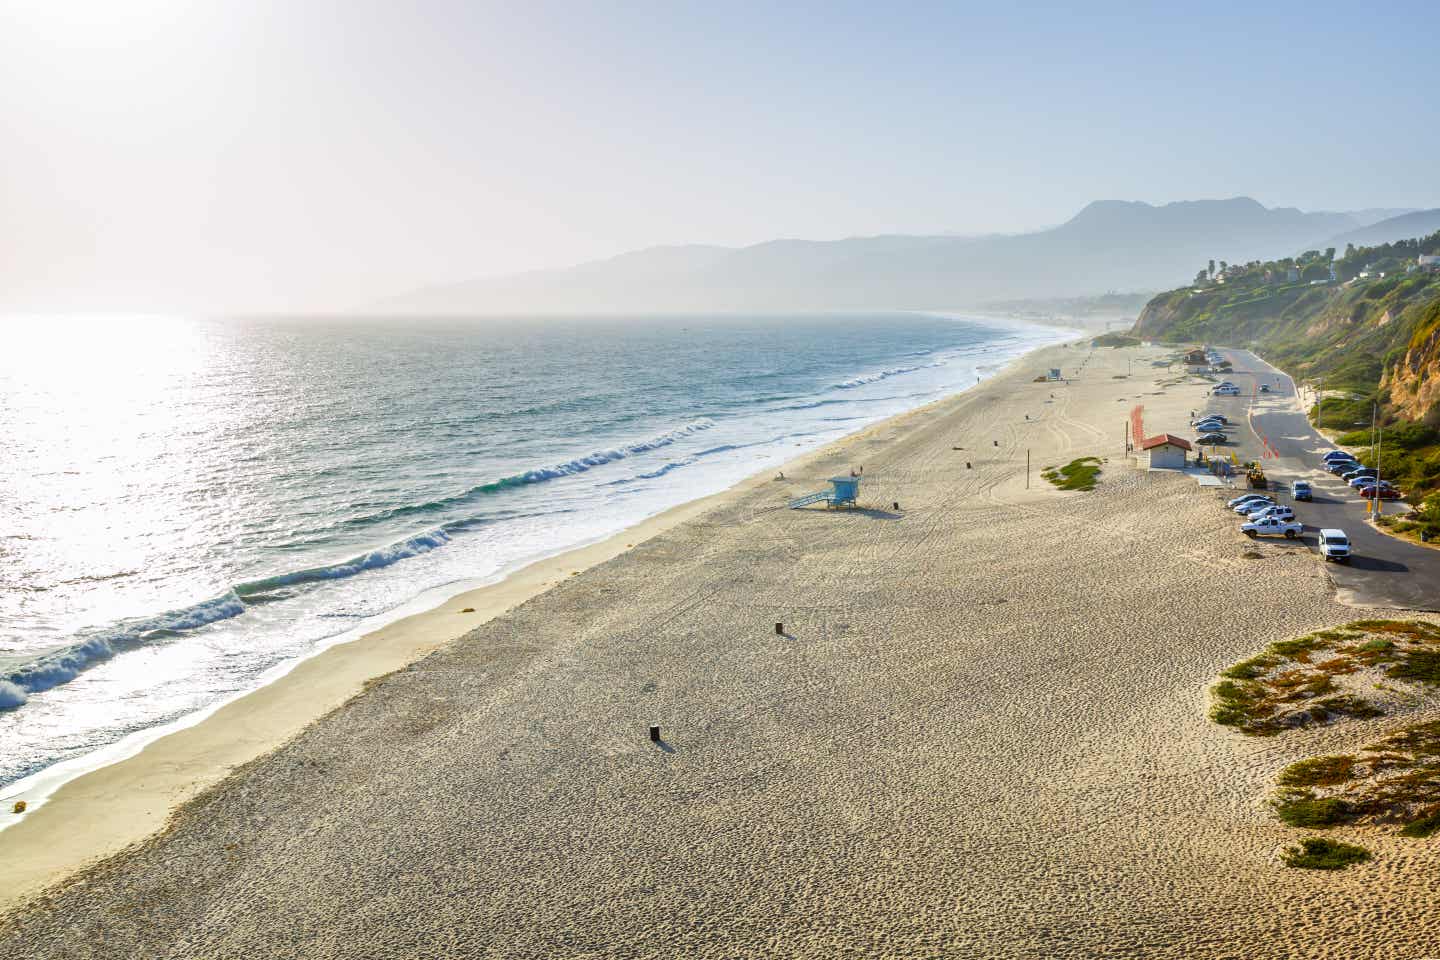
[1141,433,1192,470]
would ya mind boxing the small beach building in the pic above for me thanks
[1141,433,1192,470]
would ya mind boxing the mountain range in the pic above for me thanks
[374,199,1437,315]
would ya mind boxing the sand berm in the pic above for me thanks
[3,341,1438,958]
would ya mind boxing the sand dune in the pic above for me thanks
[4,342,1437,958]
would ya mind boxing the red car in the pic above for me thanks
[1360,485,1402,500]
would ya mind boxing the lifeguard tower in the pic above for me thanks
[788,476,861,510]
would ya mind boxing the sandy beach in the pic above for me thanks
[4,339,1439,958]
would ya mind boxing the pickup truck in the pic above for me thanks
[1241,516,1303,539]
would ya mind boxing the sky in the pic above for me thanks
[3,0,1439,314]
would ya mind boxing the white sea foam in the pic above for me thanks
[2,592,247,705]
[834,365,923,389]
[237,529,453,595]
[0,680,28,709]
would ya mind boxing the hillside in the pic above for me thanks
[1133,233,1440,394]
[1327,209,1440,250]
[1132,231,1440,532]
[374,198,1360,314]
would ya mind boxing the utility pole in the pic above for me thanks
[1375,419,1384,519]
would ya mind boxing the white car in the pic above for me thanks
[1242,517,1303,539]
[1212,385,1240,396]
[1234,497,1276,515]
[1251,505,1296,522]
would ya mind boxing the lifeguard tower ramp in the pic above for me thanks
[788,476,860,510]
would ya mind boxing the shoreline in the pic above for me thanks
[0,329,1070,910]
[8,336,1437,956]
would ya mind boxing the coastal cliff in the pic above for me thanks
[1386,298,1440,425]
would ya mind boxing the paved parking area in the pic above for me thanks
[1202,349,1439,611]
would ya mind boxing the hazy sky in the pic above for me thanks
[3,0,1439,313]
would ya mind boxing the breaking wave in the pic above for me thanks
[834,365,924,389]
[335,419,718,529]
[1,591,247,707]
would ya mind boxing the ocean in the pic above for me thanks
[0,313,1069,791]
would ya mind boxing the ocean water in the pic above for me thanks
[0,313,1068,789]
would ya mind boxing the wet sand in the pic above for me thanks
[4,341,1437,958]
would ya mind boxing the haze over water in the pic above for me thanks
[0,313,1069,787]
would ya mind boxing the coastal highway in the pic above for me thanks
[1203,348,1440,611]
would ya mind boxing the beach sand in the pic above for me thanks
[4,341,1438,958]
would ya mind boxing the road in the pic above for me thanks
[1197,349,1440,611]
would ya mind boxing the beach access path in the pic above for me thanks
[4,341,1438,959]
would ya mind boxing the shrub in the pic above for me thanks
[1277,756,1355,788]
[1281,837,1371,870]
[1273,791,1350,828]
[1042,457,1102,492]
[1400,808,1440,838]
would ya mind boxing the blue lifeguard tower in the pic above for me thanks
[788,476,861,510]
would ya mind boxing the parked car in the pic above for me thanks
[1242,516,1303,538]
[1321,451,1355,463]
[1240,501,1282,518]
[1318,528,1351,563]
[1202,413,1229,424]
[1235,497,1277,515]
[1197,432,1227,445]
[1327,459,1359,475]
[1252,505,1296,521]
[1292,480,1313,501]
[1341,467,1378,482]
[1348,475,1381,489]
[1228,493,1271,509]
[1195,417,1226,428]
[1360,486,1403,500]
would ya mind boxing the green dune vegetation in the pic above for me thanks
[1279,837,1372,871]
[1209,620,1440,735]
[1133,232,1440,537]
[1211,619,1440,866]
[1040,456,1102,491]
[1272,721,1440,837]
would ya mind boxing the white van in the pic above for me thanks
[1318,528,1351,564]
[1212,384,1240,396]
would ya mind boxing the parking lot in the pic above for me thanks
[1196,349,1440,610]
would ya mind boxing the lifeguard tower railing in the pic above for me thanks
[788,476,860,510]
